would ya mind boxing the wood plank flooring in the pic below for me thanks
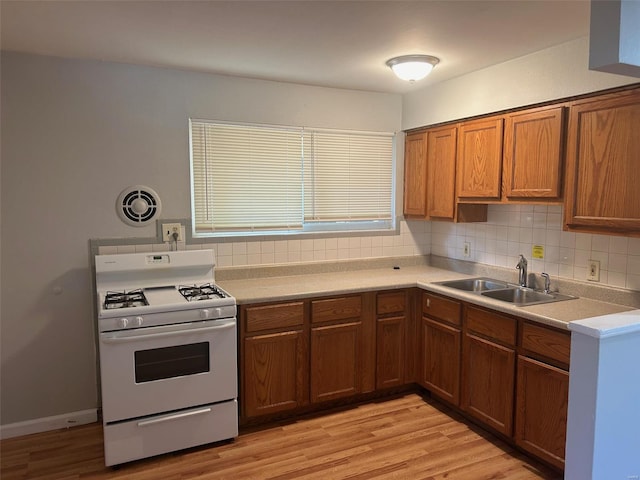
[0,393,561,479]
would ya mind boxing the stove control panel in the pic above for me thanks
[146,254,170,265]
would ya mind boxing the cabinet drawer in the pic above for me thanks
[466,306,516,346]
[312,296,362,324]
[520,322,570,367]
[377,291,406,315]
[422,293,461,326]
[245,302,305,333]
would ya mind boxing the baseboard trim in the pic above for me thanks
[0,409,98,440]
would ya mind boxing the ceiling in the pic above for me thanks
[0,0,591,94]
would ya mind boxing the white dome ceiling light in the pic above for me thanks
[116,185,162,226]
[386,54,440,82]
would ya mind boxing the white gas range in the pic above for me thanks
[94,249,238,467]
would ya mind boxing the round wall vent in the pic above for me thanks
[116,185,162,226]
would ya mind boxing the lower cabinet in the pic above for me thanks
[461,306,516,437]
[376,290,409,389]
[310,321,362,402]
[515,356,569,470]
[242,302,308,418]
[515,321,571,470]
[421,293,462,406]
[244,330,307,417]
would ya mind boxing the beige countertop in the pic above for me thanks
[218,263,633,330]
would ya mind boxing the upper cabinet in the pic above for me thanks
[503,106,565,200]
[564,88,640,234]
[403,132,428,217]
[426,125,458,219]
[456,117,504,200]
[404,126,487,223]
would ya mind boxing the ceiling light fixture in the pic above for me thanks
[386,54,440,82]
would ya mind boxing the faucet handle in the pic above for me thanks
[541,272,551,293]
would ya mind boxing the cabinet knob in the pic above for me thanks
[426,298,431,308]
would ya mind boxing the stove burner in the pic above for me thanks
[179,283,228,302]
[104,289,148,310]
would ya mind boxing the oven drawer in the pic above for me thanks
[103,400,238,466]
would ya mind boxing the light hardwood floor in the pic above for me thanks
[0,393,561,479]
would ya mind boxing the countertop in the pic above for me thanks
[218,263,634,330]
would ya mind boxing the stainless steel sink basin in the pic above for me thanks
[435,277,509,292]
[435,277,577,306]
[481,287,576,306]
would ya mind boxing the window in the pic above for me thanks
[190,120,395,237]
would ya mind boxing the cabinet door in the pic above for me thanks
[462,333,515,436]
[376,316,406,389]
[515,355,569,470]
[421,316,461,406]
[244,330,308,417]
[457,117,504,199]
[427,125,457,219]
[403,132,428,217]
[564,89,640,232]
[310,322,361,403]
[503,106,565,200]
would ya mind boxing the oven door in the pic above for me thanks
[99,318,237,423]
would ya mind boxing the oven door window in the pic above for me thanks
[134,342,209,383]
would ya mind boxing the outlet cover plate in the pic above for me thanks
[162,223,183,242]
[587,259,600,282]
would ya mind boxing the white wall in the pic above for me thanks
[0,52,402,426]
[403,36,637,129]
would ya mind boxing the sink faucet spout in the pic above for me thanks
[516,254,528,287]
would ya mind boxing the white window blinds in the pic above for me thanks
[303,129,393,222]
[190,120,394,235]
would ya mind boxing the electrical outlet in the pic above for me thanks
[463,242,471,258]
[162,223,183,242]
[587,259,600,282]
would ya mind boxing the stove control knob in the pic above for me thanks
[118,318,129,329]
[214,307,223,318]
[200,309,210,319]
[133,316,144,327]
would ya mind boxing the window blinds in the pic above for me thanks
[190,120,393,235]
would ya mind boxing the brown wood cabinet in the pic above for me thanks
[375,291,408,389]
[564,88,640,233]
[503,106,565,200]
[515,321,571,470]
[421,293,462,406]
[461,306,516,437]
[242,302,308,418]
[426,125,458,219]
[310,295,363,403]
[403,132,428,217]
[457,117,504,200]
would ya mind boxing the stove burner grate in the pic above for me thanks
[104,289,148,309]
[179,283,228,301]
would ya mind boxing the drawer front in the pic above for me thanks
[377,291,406,316]
[466,306,517,346]
[245,302,305,333]
[520,322,570,366]
[423,293,461,326]
[312,295,362,324]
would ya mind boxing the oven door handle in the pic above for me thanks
[137,407,212,427]
[101,321,235,344]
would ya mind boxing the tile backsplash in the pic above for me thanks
[97,205,640,292]
[431,204,640,291]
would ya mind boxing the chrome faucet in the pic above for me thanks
[541,273,551,293]
[516,254,528,287]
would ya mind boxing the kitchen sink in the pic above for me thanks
[434,277,577,306]
[481,287,576,306]
[435,277,509,292]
